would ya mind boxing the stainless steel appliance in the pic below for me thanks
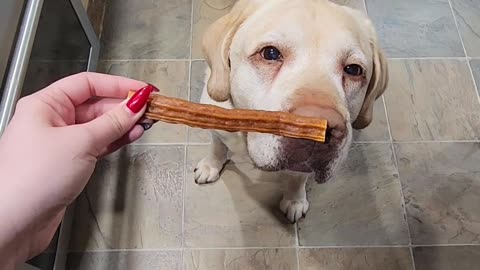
[0,0,99,269]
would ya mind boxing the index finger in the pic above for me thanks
[42,72,147,106]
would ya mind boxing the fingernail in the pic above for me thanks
[141,123,153,130]
[127,85,154,113]
[149,84,160,92]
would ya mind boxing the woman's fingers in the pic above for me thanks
[98,125,145,158]
[39,72,148,106]
[75,98,122,124]
[76,99,157,130]
[75,85,154,154]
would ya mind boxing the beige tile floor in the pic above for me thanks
[64,0,480,269]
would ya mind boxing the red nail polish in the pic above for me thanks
[127,85,154,113]
[149,84,160,92]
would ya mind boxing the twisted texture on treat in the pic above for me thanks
[128,91,327,143]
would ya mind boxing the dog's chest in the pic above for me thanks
[200,72,252,162]
[215,130,251,162]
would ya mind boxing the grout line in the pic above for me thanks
[68,248,183,253]
[181,138,189,261]
[195,246,359,250]
[380,96,392,142]
[295,222,300,270]
[181,143,187,266]
[186,0,195,124]
[446,0,480,106]
[32,57,479,63]
[96,57,478,62]
[130,140,480,147]
[189,142,212,145]
[356,140,480,144]
[388,57,470,60]
[131,142,187,146]
[27,59,89,63]
[447,0,468,58]
[188,1,195,61]
[68,247,293,253]
[96,57,480,62]
[183,247,297,251]
[466,57,480,104]
[181,0,196,268]
[392,140,480,143]
[299,244,479,249]
[382,95,416,270]
[298,243,480,248]
[409,247,416,270]
[66,243,480,253]
[299,245,414,249]
[295,248,301,270]
[131,142,209,146]
[98,0,108,41]
[99,59,192,62]
[353,140,391,144]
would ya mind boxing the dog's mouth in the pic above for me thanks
[324,127,334,144]
[251,126,346,174]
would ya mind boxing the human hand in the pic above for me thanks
[0,72,157,266]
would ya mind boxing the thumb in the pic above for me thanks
[80,85,154,149]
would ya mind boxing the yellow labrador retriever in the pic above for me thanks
[194,0,388,223]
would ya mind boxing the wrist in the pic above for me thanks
[0,207,18,265]
[0,193,25,267]
[0,169,37,265]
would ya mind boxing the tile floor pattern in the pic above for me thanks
[63,0,480,269]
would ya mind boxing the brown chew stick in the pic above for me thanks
[127,90,327,143]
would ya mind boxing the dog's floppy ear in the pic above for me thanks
[352,27,389,129]
[202,0,260,102]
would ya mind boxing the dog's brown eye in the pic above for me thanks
[261,46,282,61]
[344,64,363,76]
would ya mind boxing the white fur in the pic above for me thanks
[195,0,386,223]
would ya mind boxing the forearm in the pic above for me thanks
[0,185,56,270]
[0,231,23,270]
[0,178,27,269]
[0,167,45,267]
[0,73,149,268]
[0,171,66,269]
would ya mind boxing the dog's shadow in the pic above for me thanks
[218,160,295,225]
[66,147,135,269]
[216,142,410,249]
[298,143,408,246]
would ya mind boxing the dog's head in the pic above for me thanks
[203,0,388,180]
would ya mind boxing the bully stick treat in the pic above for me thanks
[127,90,327,143]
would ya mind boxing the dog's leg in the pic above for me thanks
[280,173,309,223]
[194,134,228,184]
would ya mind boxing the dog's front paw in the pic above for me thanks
[280,197,309,223]
[194,157,223,184]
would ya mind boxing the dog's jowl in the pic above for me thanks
[195,0,388,223]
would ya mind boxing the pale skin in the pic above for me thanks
[0,72,153,269]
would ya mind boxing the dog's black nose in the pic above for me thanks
[280,105,348,173]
